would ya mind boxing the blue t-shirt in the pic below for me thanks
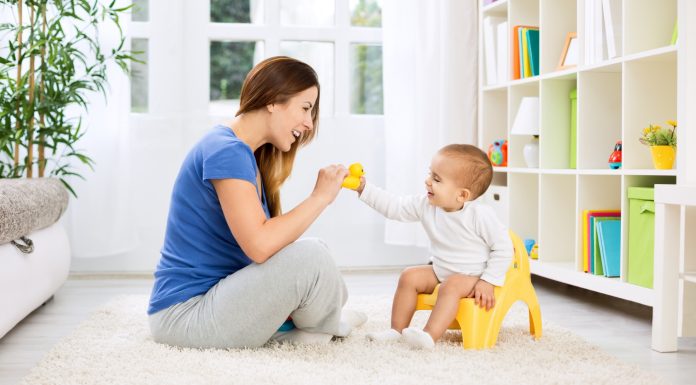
[148,125,270,315]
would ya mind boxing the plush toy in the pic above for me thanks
[524,238,536,255]
[488,140,508,167]
[608,140,622,169]
[342,163,365,190]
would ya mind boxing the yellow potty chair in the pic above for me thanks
[415,230,542,349]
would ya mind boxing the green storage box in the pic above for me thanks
[570,89,577,169]
[627,187,655,288]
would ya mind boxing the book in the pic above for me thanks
[592,217,619,275]
[584,0,606,64]
[582,210,620,272]
[483,16,498,85]
[496,21,509,83]
[594,0,605,62]
[597,220,621,277]
[569,88,577,169]
[519,27,526,78]
[602,0,622,58]
[584,0,594,65]
[593,219,604,275]
[484,16,506,85]
[521,28,531,78]
[511,25,537,80]
[526,29,540,76]
[582,210,590,272]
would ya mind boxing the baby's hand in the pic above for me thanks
[471,279,495,310]
[356,177,366,195]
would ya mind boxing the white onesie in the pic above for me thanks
[359,182,513,286]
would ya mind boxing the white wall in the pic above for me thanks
[70,0,427,273]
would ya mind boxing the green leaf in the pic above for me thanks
[0,0,135,189]
[59,177,78,198]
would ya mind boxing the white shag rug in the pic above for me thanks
[20,295,669,385]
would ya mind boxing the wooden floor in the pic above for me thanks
[1,272,694,385]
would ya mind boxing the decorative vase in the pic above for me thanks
[523,141,539,168]
[650,145,676,169]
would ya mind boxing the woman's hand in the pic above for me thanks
[311,164,349,205]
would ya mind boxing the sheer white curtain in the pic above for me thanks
[64,10,137,259]
[382,0,478,246]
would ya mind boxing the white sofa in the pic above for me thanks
[0,222,71,338]
[0,178,70,339]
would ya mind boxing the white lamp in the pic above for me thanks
[511,97,540,168]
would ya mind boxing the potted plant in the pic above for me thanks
[639,120,677,170]
[0,0,135,195]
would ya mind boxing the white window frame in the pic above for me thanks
[128,3,151,115]
[207,0,382,118]
[128,0,382,126]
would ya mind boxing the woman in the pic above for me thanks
[148,56,365,348]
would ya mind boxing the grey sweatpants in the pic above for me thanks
[149,238,348,348]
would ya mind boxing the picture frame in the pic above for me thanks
[557,32,578,70]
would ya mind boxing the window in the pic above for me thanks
[209,41,265,116]
[281,0,335,26]
[211,0,264,23]
[204,0,382,117]
[132,0,149,22]
[129,1,150,113]
[349,0,382,27]
[130,38,149,113]
[280,41,335,115]
[350,43,382,114]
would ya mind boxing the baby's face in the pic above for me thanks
[424,152,471,212]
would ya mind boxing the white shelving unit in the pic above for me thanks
[478,0,678,306]
[652,185,696,351]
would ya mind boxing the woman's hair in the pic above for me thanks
[236,56,321,217]
[439,144,493,200]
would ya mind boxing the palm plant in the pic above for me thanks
[0,0,135,195]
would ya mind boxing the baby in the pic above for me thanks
[357,144,513,350]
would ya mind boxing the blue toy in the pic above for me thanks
[524,238,536,255]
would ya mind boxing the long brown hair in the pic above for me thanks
[236,56,320,217]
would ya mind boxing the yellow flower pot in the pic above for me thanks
[650,145,676,169]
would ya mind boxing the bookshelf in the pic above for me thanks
[478,0,679,306]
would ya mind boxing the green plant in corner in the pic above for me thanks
[0,0,138,196]
[639,120,677,147]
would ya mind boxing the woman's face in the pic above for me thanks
[267,86,318,152]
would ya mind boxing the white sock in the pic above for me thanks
[270,329,333,345]
[335,309,369,337]
[366,328,401,342]
[342,309,368,328]
[402,327,435,350]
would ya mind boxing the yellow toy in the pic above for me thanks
[342,163,365,190]
[415,230,542,349]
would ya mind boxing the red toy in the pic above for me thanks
[608,140,622,169]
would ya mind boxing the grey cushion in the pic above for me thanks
[0,178,69,245]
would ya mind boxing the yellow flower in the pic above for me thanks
[667,120,677,127]
[643,127,651,135]
[652,125,661,132]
